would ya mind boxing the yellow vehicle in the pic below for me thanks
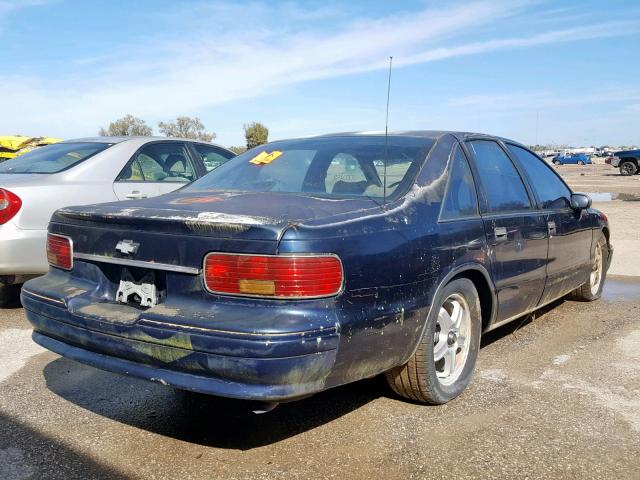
[0,136,62,160]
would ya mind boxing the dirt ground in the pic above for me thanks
[554,162,640,276]
[1,278,639,480]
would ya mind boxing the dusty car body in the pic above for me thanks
[0,137,234,297]
[22,132,611,405]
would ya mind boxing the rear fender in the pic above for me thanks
[404,262,497,362]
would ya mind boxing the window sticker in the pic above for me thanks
[249,150,282,165]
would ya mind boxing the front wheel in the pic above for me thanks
[620,161,637,176]
[577,160,585,165]
[573,234,608,301]
[553,160,561,165]
[385,278,481,404]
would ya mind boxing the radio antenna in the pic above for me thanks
[383,56,393,205]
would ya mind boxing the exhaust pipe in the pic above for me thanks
[251,401,280,414]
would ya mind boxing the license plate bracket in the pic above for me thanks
[116,269,162,308]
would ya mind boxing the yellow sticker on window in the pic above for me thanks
[249,150,282,165]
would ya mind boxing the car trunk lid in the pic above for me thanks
[52,190,380,241]
[49,190,380,271]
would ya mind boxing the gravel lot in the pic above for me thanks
[1,160,638,480]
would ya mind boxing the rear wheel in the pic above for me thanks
[385,278,481,404]
[577,160,585,165]
[619,161,637,176]
[553,160,561,165]
[573,234,608,301]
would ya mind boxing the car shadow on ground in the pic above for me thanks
[41,296,572,450]
[42,357,388,450]
[0,284,23,309]
[480,298,566,348]
[0,412,128,479]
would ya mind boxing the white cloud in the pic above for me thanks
[449,88,640,111]
[0,0,49,19]
[0,0,638,142]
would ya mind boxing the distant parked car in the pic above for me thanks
[606,149,640,175]
[22,131,610,406]
[0,136,235,304]
[552,153,591,165]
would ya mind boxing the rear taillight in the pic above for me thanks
[0,188,22,225]
[47,233,73,270]
[204,253,343,298]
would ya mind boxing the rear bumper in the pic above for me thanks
[22,290,339,401]
[0,224,47,276]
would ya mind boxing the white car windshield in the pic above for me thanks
[0,142,112,174]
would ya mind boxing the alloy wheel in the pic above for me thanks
[621,162,636,175]
[590,241,604,295]
[433,293,471,386]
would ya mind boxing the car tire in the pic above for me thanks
[577,160,585,165]
[553,160,561,165]
[619,161,637,176]
[385,278,481,404]
[573,233,608,301]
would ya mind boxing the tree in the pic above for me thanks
[99,114,152,136]
[229,146,247,155]
[158,116,215,142]
[243,122,269,149]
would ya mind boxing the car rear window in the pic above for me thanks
[0,142,111,174]
[185,136,435,199]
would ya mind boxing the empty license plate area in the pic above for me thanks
[116,267,166,308]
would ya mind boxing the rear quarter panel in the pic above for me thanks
[279,135,492,387]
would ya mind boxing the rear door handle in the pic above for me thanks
[125,191,147,199]
[494,226,508,242]
[547,221,557,236]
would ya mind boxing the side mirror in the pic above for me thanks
[570,193,592,210]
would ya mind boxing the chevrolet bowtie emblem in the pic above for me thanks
[115,239,140,255]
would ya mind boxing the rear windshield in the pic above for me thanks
[185,136,435,199]
[0,142,111,174]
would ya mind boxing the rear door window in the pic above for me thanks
[117,142,195,183]
[507,144,572,209]
[192,143,234,172]
[467,140,532,213]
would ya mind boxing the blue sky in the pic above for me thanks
[1,0,639,147]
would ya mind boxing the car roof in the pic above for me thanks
[59,136,234,153]
[291,130,521,146]
[60,136,223,145]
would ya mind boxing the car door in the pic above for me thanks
[506,144,593,304]
[113,141,196,200]
[465,139,549,324]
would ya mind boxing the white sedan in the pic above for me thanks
[0,136,234,303]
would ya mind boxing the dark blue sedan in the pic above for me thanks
[22,131,611,405]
